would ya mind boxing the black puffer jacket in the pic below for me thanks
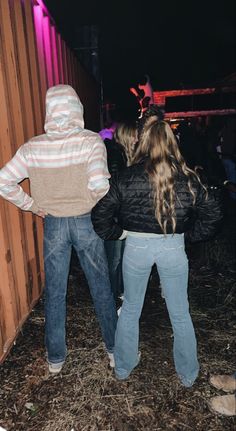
[91,160,223,242]
[104,138,127,179]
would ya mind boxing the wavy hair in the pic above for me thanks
[114,122,137,166]
[133,119,205,234]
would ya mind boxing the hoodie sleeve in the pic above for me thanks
[91,179,124,240]
[0,145,37,212]
[87,137,111,202]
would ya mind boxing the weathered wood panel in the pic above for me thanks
[0,0,100,363]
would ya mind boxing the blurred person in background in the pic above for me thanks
[219,116,236,200]
[104,122,137,305]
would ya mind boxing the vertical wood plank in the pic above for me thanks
[22,0,45,133]
[42,15,54,87]
[66,45,73,85]
[61,39,69,84]
[33,5,48,90]
[57,33,64,83]
[0,0,29,319]
[10,0,40,303]
[23,0,45,282]
[0,204,17,353]
[51,25,59,85]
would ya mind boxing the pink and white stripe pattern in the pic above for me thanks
[0,85,110,214]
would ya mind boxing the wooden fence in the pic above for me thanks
[0,0,100,363]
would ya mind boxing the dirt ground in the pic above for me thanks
[0,199,235,431]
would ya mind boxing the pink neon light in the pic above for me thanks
[33,5,44,56]
[36,0,51,20]
[33,5,49,88]
[42,16,54,87]
[33,1,66,87]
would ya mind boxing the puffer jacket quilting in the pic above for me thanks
[91,160,223,242]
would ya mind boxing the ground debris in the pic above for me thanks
[0,203,235,430]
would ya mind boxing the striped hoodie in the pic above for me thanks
[0,85,110,217]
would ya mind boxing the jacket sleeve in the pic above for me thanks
[0,145,37,212]
[91,179,123,240]
[185,182,224,243]
[87,137,111,202]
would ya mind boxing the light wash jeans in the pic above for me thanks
[43,214,117,365]
[114,234,199,387]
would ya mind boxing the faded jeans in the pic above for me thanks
[44,214,117,364]
[114,234,199,386]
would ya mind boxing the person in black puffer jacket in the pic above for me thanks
[104,135,127,180]
[103,122,137,303]
[91,118,223,386]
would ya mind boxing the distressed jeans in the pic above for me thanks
[43,214,117,364]
[114,234,199,386]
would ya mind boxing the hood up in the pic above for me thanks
[44,85,84,136]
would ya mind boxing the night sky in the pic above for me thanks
[44,0,235,103]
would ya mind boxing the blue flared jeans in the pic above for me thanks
[43,214,117,364]
[114,234,199,386]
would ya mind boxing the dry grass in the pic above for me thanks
[0,202,235,431]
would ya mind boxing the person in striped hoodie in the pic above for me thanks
[0,84,117,373]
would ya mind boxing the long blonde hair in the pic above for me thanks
[114,122,137,166]
[133,119,203,234]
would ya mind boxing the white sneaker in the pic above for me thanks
[48,362,64,374]
[107,352,115,368]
